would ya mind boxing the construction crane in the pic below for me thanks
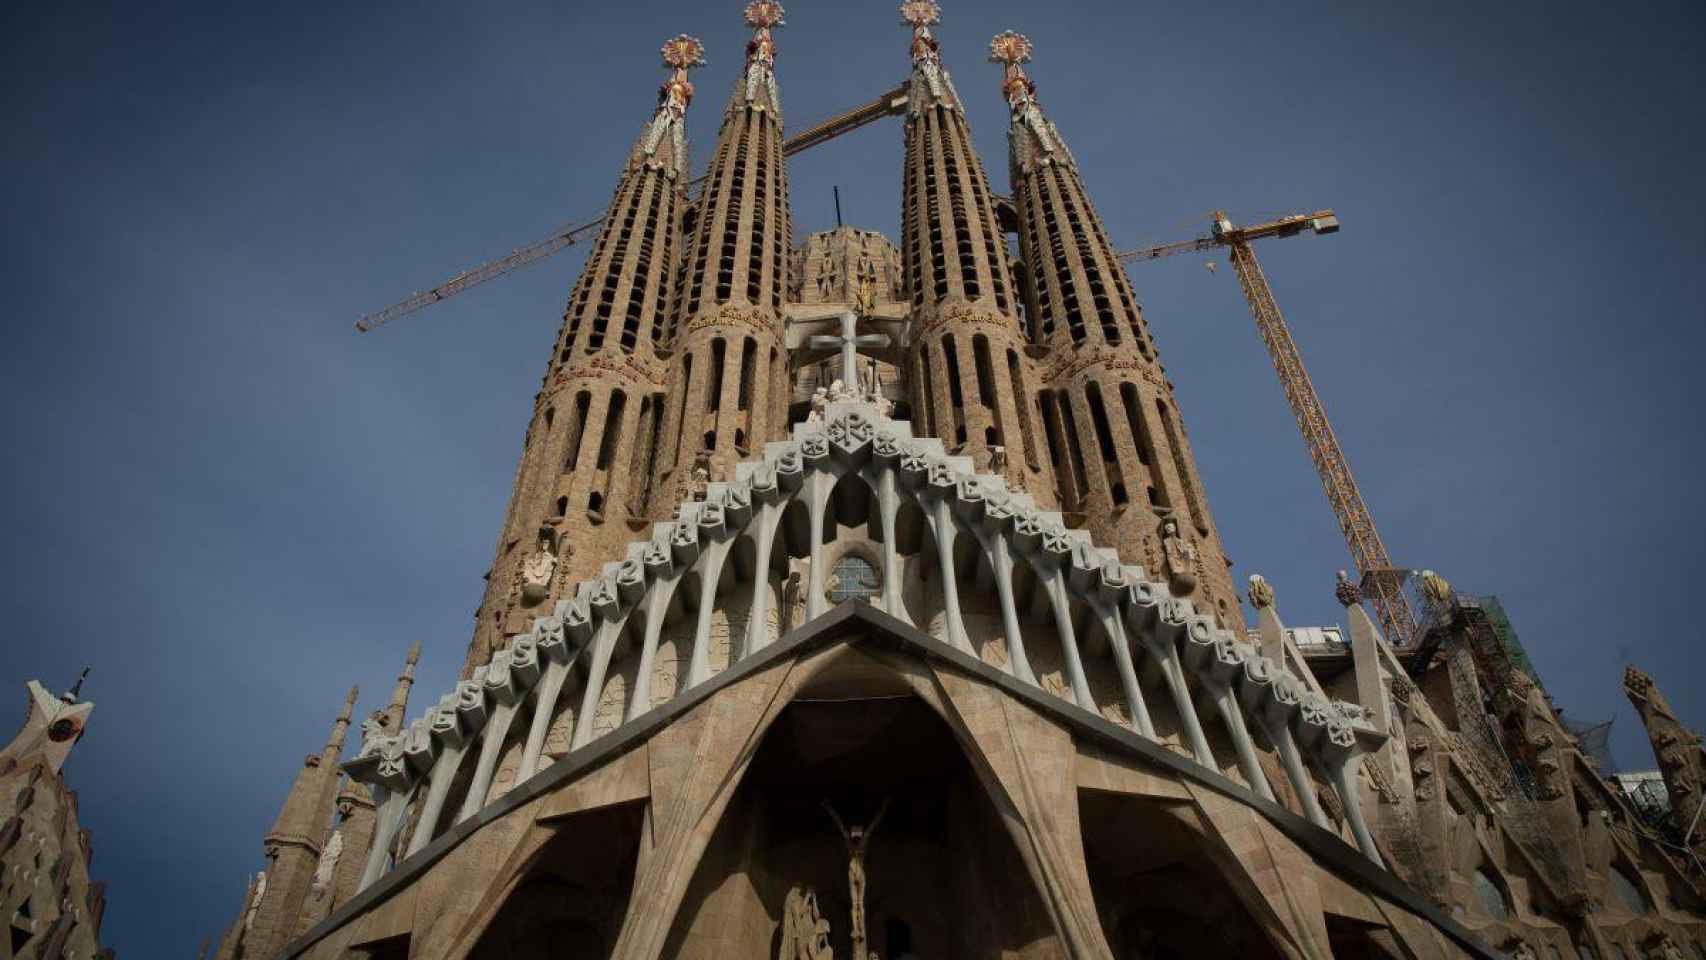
[1117,211,1420,655]
[355,84,909,333]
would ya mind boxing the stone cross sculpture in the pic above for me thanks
[807,310,890,399]
[823,797,890,960]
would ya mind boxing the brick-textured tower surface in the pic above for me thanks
[463,35,705,670]
[0,679,108,960]
[993,32,1241,624]
[898,0,1055,501]
[653,1,794,510]
[218,687,357,960]
[1623,665,1706,859]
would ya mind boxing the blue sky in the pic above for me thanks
[2,0,1703,953]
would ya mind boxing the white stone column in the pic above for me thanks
[626,576,680,721]
[1096,602,1154,737]
[744,502,784,654]
[1212,686,1275,801]
[973,531,1034,683]
[1041,568,1094,708]
[1262,715,1328,828]
[927,496,971,653]
[519,660,573,781]
[685,538,733,689]
[358,784,411,892]
[456,700,517,823]
[571,614,628,749]
[874,466,904,618]
[1130,595,1215,766]
[805,472,835,622]
[406,744,466,857]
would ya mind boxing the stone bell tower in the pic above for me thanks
[653,0,795,508]
[992,32,1241,624]
[898,0,1055,501]
[463,34,705,670]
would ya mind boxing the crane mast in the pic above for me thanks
[1215,216,1416,650]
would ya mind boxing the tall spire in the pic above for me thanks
[901,0,963,113]
[384,641,420,732]
[737,1,785,116]
[643,34,706,181]
[988,31,1071,170]
[247,684,363,958]
[327,684,358,753]
[653,1,795,510]
[897,1,1045,496]
[992,31,1242,625]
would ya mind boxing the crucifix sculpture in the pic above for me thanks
[806,305,890,398]
[823,797,890,960]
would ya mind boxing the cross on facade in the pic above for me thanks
[807,309,890,394]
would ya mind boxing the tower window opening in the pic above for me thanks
[1007,349,1040,469]
[595,390,626,471]
[1119,382,1155,469]
[708,338,727,413]
[942,337,964,410]
[1039,391,1074,508]
[1086,382,1124,505]
[564,391,592,473]
[737,337,757,411]
[1057,393,1090,505]
[972,335,997,406]
[1156,398,1207,534]
[668,355,693,469]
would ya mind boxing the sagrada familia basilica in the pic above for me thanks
[10,1,1690,958]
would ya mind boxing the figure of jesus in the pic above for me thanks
[823,797,890,960]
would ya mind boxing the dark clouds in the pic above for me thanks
[2,0,1702,953]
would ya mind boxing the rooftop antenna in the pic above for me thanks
[833,185,843,228]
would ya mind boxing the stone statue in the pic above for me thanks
[242,870,267,933]
[310,829,343,901]
[828,378,850,402]
[988,445,1007,475]
[824,797,890,960]
[807,386,829,425]
[1160,519,1198,594]
[778,884,833,960]
[519,531,557,606]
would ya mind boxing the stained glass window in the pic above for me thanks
[829,555,880,603]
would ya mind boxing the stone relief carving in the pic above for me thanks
[519,531,557,606]
[1160,519,1198,594]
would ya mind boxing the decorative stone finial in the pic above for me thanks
[988,30,1033,67]
[1248,574,1274,610]
[744,0,785,30]
[1334,570,1361,607]
[900,0,941,29]
[660,34,707,72]
[1419,569,1452,609]
[643,35,704,177]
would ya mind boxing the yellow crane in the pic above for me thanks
[1118,211,1420,654]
